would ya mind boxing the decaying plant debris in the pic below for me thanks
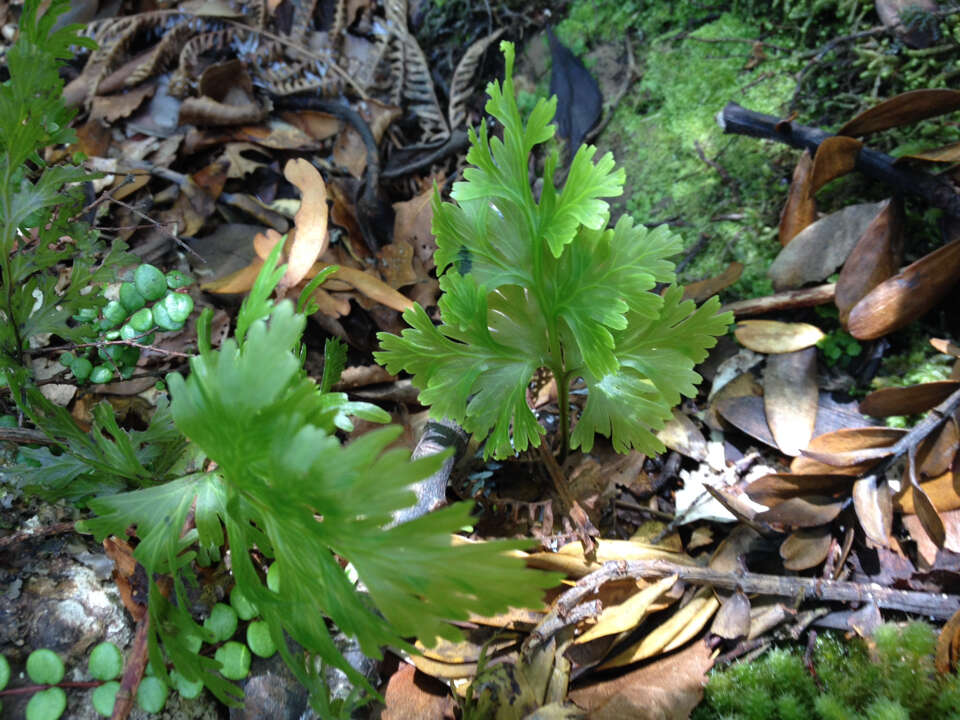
[3,0,960,718]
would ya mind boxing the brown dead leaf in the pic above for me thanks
[838,89,960,136]
[333,99,402,178]
[282,158,329,290]
[735,320,825,353]
[682,262,743,303]
[568,637,713,720]
[706,370,763,432]
[716,395,777,450]
[221,143,269,179]
[711,590,751,640]
[232,119,322,150]
[847,238,960,340]
[378,241,418,288]
[936,607,960,674]
[898,140,960,164]
[875,0,938,47]
[779,150,816,246]
[576,575,678,645]
[745,474,854,507]
[656,409,708,462]
[860,381,960,417]
[810,136,862,193]
[835,197,904,325]
[791,427,904,475]
[282,110,342,141]
[852,474,893,546]
[602,588,719,668]
[90,83,156,123]
[918,419,959,478]
[393,185,438,271]
[75,119,112,157]
[913,481,947,548]
[201,259,264,294]
[780,527,833,570]
[768,201,886,291]
[754,495,844,528]
[381,661,457,720]
[764,348,818,455]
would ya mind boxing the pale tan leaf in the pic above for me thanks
[768,201,886,291]
[791,427,904,475]
[576,575,678,644]
[764,348,818,455]
[852,475,893,546]
[656,409,707,462]
[914,482,947,548]
[735,320,825,354]
[282,158,329,289]
[602,589,718,668]
[200,259,264,294]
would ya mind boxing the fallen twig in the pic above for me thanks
[717,103,960,217]
[721,283,836,317]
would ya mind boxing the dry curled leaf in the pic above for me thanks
[835,197,904,325]
[838,88,960,136]
[754,495,844,528]
[860,381,960,417]
[847,238,960,340]
[779,150,816,246]
[790,427,903,475]
[745,474,854,507]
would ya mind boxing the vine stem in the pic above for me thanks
[555,367,571,461]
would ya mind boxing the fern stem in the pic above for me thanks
[556,368,570,461]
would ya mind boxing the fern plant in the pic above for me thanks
[78,243,562,713]
[375,42,732,459]
[0,0,123,384]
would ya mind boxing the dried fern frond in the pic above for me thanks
[448,28,505,130]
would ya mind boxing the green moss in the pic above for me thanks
[694,622,959,720]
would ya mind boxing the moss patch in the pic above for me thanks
[694,622,960,720]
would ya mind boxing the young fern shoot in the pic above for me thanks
[376,42,733,459]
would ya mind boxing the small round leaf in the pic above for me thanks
[230,587,258,621]
[203,603,238,643]
[119,323,139,342]
[92,681,120,717]
[136,676,169,713]
[101,300,127,329]
[170,670,204,699]
[214,641,251,680]
[0,653,10,690]
[166,270,192,289]
[88,642,123,681]
[134,264,168,302]
[26,649,64,684]
[152,300,185,332]
[266,563,281,593]
[119,283,146,314]
[26,687,67,720]
[89,365,114,384]
[162,292,194,323]
[246,621,277,658]
[128,307,154,333]
[71,357,93,382]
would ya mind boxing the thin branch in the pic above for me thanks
[721,283,836,317]
[717,103,960,217]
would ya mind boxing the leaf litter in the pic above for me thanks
[7,1,960,718]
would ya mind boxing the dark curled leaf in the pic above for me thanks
[548,27,602,153]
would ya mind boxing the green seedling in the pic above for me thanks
[376,41,732,459]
